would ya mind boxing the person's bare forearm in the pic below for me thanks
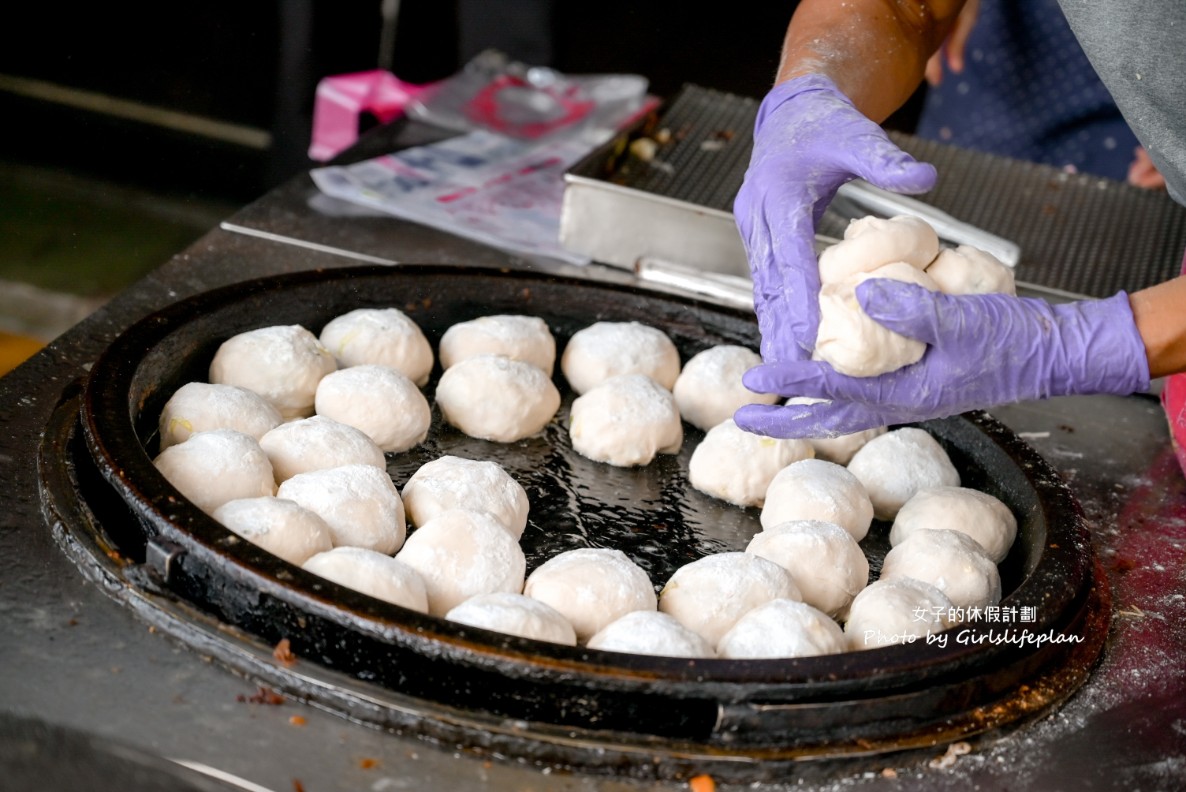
[776,0,968,122]
[1130,276,1186,378]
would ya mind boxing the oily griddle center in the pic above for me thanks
[77,264,1106,763]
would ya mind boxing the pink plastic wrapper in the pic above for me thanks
[308,70,434,162]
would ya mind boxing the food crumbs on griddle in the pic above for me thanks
[1112,557,1137,573]
[359,757,379,770]
[238,686,285,705]
[422,297,432,309]
[292,780,306,792]
[881,768,898,778]
[289,715,306,726]
[67,618,78,627]
[1058,424,1075,433]
[713,129,735,141]
[273,638,297,667]
[689,774,716,792]
[520,287,532,301]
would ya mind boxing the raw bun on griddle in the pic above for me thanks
[302,546,428,613]
[816,214,940,284]
[314,365,430,453]
[880,528,1002,611]
[560,321,680,395]
[212,496,333,566]
[400,455,530,539]
[276,463,406,554]
[784,397,888,465]
[158,382,283,450]
[523,547,657,642]
[439,314,557,375]
[925,245,1016,296]
[672,345,778,431]
[688,419,814,508]
[445,592,576,646]
[847,427,961,521]
[891,485,1018,563]
[259,415,386,484]
[844,578,956,651]
[318,307,434,386]
[658,552,801,647]
[395,509,527,616]
[568,374,683,467]
[746,520,869,619]
[153,429,275,514]
[587,610,716,658]
[814,261,941,377]
[760,458,873,542]
[434,355,560,442]
[716,598,846,659]
[208,325,337,419]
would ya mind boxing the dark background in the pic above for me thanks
[0,1,925,206]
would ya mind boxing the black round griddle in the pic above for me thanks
[62,264,1109,781]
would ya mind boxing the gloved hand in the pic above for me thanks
[734,279,1151,438]
[734,74,937,363]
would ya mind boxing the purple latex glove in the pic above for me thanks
[735,279,1151,438]
[734,75,937,363]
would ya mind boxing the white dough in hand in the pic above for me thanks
[817,214,940,284]
[925,245,1016,296]
[814,261,941,377]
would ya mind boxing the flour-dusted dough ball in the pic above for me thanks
[209,325,337,419]
[814,261,941,377]
[891,486,1018,563]
[717,599,846,659]
[395,509,527,616]
[561,321,681,395]
[212,496,333,566]
[158,382,283,451]
[524,548,657,642]
[259,415,386,484]
[568,374,683,467]
[746,520,869,619]
[760,458,874,542]
[153,429,275,514]
[808,427,888,465]
[880,528,1002,611]
[276,464,405,554]
[817,214,941,284]
[844,578,956,651]
[400,456,529,539]
[439,315,556,375]
[847,427,961,521]
[435,355,560,442]
[672,345,778,431]
[314,365,430,453]
[302,546,428,613]
[319,307,434,386]
[445,592,576,646]
[587,611,716,658]
[659,552,801,647]
[925,245,1016,296]
[688,420,814,508]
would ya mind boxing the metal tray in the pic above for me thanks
[67,264,1108,781]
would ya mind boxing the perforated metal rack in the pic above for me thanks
[564,84,1186,300]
